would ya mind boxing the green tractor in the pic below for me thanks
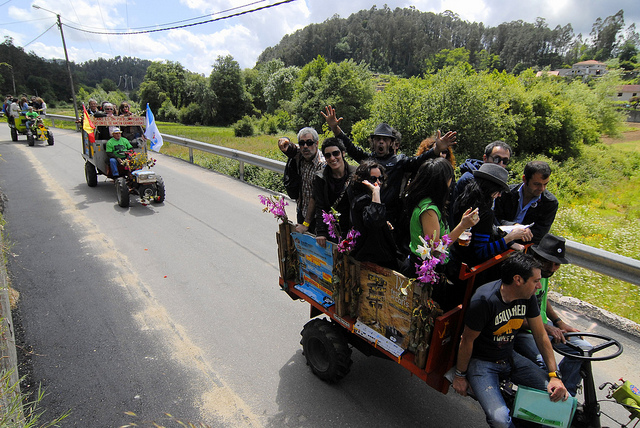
[7,114,54,146]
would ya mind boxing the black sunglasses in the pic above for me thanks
[299,139,315,147]
[489,155,510,166]
[323,150,341,159]
[367,175,384,184]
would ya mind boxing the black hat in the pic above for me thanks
[531,234,569,264]
[369,123,396,140]
[472,163,509,192]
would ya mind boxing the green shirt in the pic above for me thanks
[25,111,39,120]
[409,197,449,257]
[106,136,132,159]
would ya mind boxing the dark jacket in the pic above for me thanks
[494,184,558,244]
[336,132,437,228]
[348,185,398,269]
[313,162,357,240]
[449,158,483,225]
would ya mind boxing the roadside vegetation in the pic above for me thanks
[0,211,70,426]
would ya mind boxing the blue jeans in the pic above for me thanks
[467,353,549,428]
[109,158,120,177]
[514,331,591,396]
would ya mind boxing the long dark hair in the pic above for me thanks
[351,159,385,195]
[453,175,504,224]
[403,158,454,222]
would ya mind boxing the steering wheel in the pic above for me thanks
[553,332,623,361]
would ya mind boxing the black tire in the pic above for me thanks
[85,162,98,187]
[10,127,18,142]
[47,131,54,145]
[300,318,352,383]
[28,133,34,146]
[153,176,165,203]
[116,177,130,208]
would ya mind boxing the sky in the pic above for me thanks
[1,0,639,76]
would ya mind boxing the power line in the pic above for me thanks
[62,0,296,36]
[101,0,268,32]
[23,22,57,48]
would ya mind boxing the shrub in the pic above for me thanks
[232,116,255,137]
[258,114,279,135]
[158,99,179,123]
[178,103,202,125]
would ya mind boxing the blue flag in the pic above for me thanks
[145,104,163,152]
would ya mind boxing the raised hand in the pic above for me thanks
[321,105,343,133]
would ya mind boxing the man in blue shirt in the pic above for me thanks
[495,161,558,244]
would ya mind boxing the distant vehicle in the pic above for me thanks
[81,115,165,208]
[7,114,54,146]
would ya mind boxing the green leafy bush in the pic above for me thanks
[232,116,255,137]
[178,103,202,125]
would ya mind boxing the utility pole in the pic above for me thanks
[32,5,79,121]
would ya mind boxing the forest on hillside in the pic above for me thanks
[258,7,638,76]
[0,37,150,104]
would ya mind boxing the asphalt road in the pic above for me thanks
[0,123,638,427]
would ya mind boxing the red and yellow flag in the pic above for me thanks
[82,104,95,143]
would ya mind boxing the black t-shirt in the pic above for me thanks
[465,280,540,362]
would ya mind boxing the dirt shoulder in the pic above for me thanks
[602,122,640,145]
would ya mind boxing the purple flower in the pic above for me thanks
[415,233,452,284]
[322,210,340,239]
[259,194,288,222]
[337,228,361,253]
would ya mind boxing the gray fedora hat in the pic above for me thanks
[531,234,570,264]
[472,163,509,192]
[369,123,395,139]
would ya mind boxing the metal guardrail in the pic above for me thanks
[46,114,640,285]
[162,134,285,181]
[566,241,640,286]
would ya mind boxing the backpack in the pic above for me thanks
[283,155,301,199]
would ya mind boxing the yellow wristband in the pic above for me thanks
[302,221,310,227]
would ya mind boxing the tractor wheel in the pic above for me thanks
[85,162,98,187]
[300,318,352,383]
[116,177,130,208]
[47,131,54,145]
[153,176,165,203]
[11,127,18,142]
[28,133,34,146]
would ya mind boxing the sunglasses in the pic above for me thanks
[298,139,315,147]
[323,150,341,159]
[367,175,384,184]
[489,155,510,166]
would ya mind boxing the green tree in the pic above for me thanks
[142,61,187,108]
[138,80,167,113]
[209,55,249,125]
[290,56,373,133]
[100,78,118,92]
[264,66,299,113]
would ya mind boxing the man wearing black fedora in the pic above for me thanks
[514,233,591,396]
[321,105,457,231]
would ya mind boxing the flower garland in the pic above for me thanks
[259,194,288,222]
